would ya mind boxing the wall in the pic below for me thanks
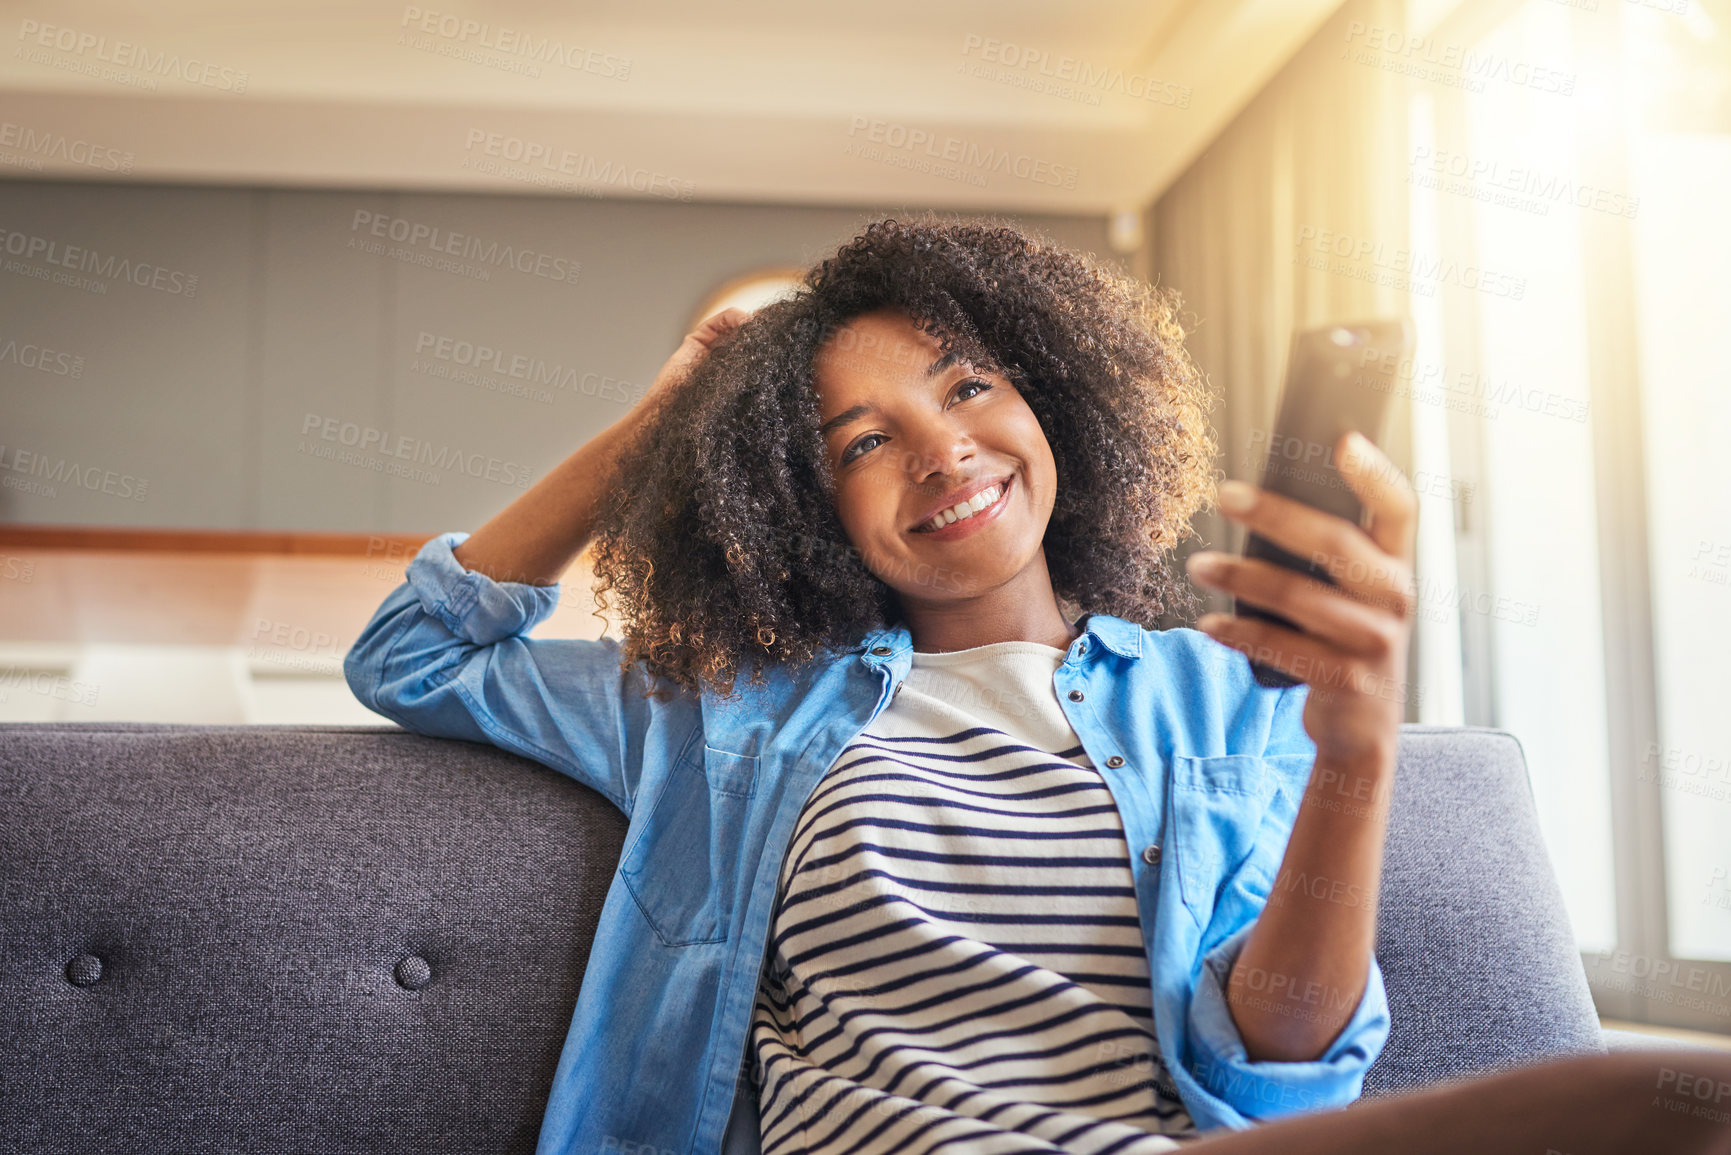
[0,182,1120,534]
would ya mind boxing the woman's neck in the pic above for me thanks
[899,552,1081,654]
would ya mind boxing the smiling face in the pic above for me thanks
[811,307,1059,614]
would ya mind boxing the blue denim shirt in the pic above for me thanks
[344,531,1391,1155]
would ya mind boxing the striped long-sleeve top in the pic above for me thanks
[750,637,1203,1155]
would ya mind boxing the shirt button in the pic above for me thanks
[1106,755,1124,768]
[871,646,892,656]
[1068,689,1084,702]
[1142,844,1162,866]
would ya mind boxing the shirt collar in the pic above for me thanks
[1074,611,1144,659]
[853,610,1143,667]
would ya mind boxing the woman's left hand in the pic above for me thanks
[1184,430,1419,772]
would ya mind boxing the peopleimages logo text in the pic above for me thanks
[348,211,582,285]
[845,117,1079,189]
[0,443,149,500]
[299,413,533,489]
[399,7,631,78]
[0,120,133,173]
[16,19,249,92]
[0,227,198,295]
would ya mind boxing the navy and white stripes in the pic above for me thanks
[750,640,1199,1155]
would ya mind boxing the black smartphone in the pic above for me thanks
[1235,318,1416,689]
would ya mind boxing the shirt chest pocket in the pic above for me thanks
[1168,754,1295,929]
[618,741,760,947]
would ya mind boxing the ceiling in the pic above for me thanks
[0,0,1344,214]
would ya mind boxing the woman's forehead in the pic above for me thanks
[813,310,960,392]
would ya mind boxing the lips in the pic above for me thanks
[909,473,1013,534]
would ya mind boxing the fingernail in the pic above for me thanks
[1187,552,1223,577]
[1217,480,1254,514]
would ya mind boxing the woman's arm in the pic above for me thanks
[450,307,750,586]
[1185,429,1419,1063]
[1225,738,1393,1062]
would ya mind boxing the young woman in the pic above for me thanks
[345,215,1731,1155]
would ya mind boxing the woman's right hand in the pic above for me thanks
[637,307,752,416]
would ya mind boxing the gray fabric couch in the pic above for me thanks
[0,721,1644,1153]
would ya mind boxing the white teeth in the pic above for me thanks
[920,484,1001,532]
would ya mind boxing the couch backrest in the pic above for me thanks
[0,721,1601,1151]
[0,722,621,1154]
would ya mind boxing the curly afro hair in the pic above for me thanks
[586,211,1220,702]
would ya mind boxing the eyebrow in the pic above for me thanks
[817,349,969,438]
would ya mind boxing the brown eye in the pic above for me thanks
[841,432,886,465]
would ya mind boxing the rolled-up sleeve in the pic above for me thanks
[343,530,656,816]
[1186,922,1391,1122]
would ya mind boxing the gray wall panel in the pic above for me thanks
[257,189,395,532]
[1,183,254,526]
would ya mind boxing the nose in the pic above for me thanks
[903,412,975,491]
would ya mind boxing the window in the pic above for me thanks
[1410,0,1731,1027]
